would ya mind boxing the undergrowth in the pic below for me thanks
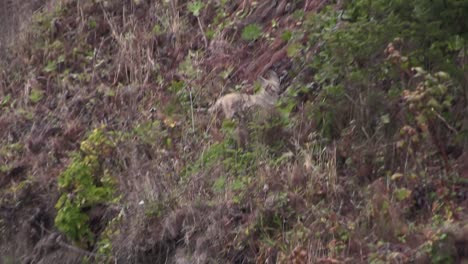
[0,0,466,263]
[55,127,118,247]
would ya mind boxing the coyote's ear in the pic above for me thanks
[259,71,275,83]
[260,70,280,93]
[259,76,268,87]
[266,70,279,81]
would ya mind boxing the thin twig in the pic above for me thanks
[189,86,195,132]
[432,109,458,133]
[197,16,208,49]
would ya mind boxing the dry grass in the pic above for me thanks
[0,0,46,58]
[0,0,466,263]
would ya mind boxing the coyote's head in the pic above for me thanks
[259,70,280,96]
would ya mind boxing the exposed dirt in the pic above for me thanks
[0,0,467,263]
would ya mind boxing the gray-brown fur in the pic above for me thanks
[209,70,280,119]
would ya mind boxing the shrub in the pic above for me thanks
[55,127,116,246]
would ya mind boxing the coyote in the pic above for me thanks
[209,71,281,119]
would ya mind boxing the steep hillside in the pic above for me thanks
[0,0,467,263]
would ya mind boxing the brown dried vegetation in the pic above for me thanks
[0,0,467,263]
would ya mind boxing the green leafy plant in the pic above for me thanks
[212,175,226,193]
[1,94,11,107]
[287,43,303,58]
[241,24,263,41]
[182,142,225,180]
[188,1,204,17]
[29,89,44,103]
[394,188,411,201]
[55,127,116,246]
